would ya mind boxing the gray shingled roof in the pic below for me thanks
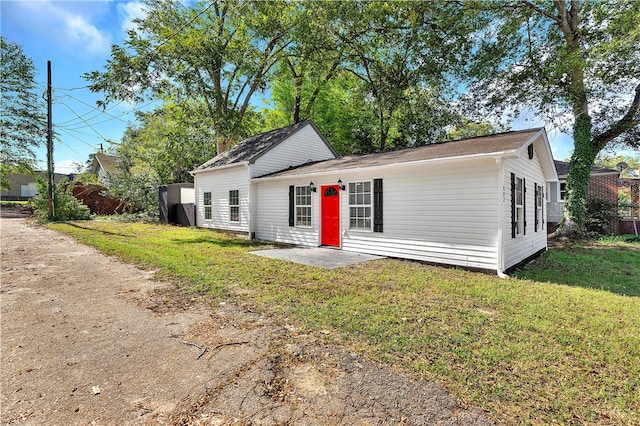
[554,160,619,177]
[193,120,333,171]
[261,128,546,178]
[92,153,122,176]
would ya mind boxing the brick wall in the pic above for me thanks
[587,174,619,204]
[586,174,619,234]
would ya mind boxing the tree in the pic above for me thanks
[465,0,640,236]
[116,101,219,183]
[85,0,307,151]
[594,153,640,178]
[0,37,46,190]
[330,1,470,151]
[445,120,509,141]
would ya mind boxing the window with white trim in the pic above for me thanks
[515,177,524,235]
[229,190,239,222]
[559,181,567,201]
[535,184,543,232]
[295,186,312,227]
[545,183,550,202]
[204,191,212,220]
[349,181,372,230]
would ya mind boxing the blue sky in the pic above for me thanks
[1,0,579,175]
[1,0,155,173]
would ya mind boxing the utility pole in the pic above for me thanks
[46,60,54,219]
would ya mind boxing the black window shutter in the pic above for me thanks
[373,178,383,232]
[523,178,527,235]
[534,183,539,232]
[288,185,294,227]
[511,173,516,238]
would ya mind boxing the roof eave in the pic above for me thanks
[190,161,249,175]
[252,150,519,182]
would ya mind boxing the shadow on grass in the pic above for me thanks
[513,241,640,297]
[64,222,132,238]
[170,236,283,249]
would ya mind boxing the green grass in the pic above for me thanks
[49,221,640,425]
[513,235,640,296]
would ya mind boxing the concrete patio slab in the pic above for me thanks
[250,247,385,269]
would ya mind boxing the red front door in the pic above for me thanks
[321,185,341,247]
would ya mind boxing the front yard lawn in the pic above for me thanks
[50,221,640,425]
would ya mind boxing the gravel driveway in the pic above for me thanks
[1,211,494,425]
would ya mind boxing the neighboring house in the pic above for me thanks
[546,160,620,227]
[0,171,70,201]
[91,153,122,184]
[192,121,558,275]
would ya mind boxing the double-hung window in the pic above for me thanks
[349,181,372,231]
[515,177,524,235]
[559,182,567,201]
[203,191,212,220]
[295,186,312,227]
[535,184,543,232]
[229,190,239,222]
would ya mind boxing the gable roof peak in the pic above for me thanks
[193,120,335,172]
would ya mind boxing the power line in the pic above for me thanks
[57,101,112,142]
[56,127,102,150]
[56,93,131,125]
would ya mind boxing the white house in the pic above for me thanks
[192,121,558,274]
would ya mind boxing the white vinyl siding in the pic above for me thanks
[250,124,336,178]
[339,159,500,270]
[254,179,319,246]
[502,144,548,270]
[195,165,250,232]
[255,159,501,271]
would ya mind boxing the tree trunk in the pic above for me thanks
[552,0,595,237]
[558,114,596,237]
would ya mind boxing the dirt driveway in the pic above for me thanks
[1,212,494,425]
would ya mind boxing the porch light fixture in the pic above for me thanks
[337,178,346,191]
[309,181,317,192]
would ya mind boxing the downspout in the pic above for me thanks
[495,158,508,278]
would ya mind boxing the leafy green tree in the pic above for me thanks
[30,178,91,222]
[116,101,218,183]
[0,37,46,190]
[85,0,305,151]
[464,0,640,236]
[329,1,470,152]
[106,169,161,216]
[445,120,508,141]
[594,153,640,178]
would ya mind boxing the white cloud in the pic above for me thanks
[64,14,111,55]
[16,1,111,57]
[118,1,147,34]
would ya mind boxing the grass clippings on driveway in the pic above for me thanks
[50,221,640,425]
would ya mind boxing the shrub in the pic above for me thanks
[585,198,617,235]
[30,178,91,222]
